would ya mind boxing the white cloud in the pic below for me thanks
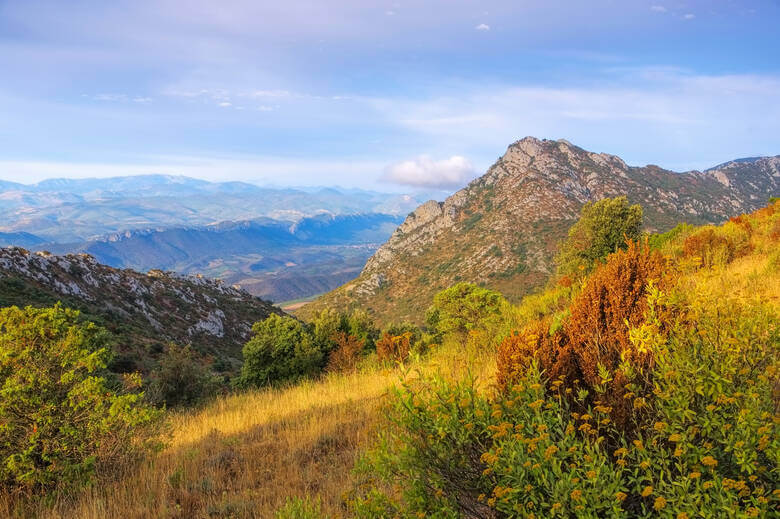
[475,23,490,31]
[683,13,695,19]
[218,101,232,107]
[381,155,475,188]
[650,5,667,13]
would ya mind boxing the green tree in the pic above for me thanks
[238,314,322,388]
[556,196,643,277]
[0,305,159,493]
[427,282,506,348]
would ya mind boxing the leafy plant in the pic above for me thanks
[0,305,160,494]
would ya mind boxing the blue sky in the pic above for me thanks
[0,0,778,190]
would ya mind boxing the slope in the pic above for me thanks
[300,137,780,324]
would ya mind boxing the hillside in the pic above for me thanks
[10,200,777,519]
[44,213,403,302]
[300,137,780,324]
[0,247,281,374]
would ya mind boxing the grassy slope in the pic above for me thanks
[9,348,493,519]
[4,203,777,518]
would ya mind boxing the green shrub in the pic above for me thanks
[0,305,159,493]
[556,196,643,277]
[238,314,323,388]
[147,344,219,408]
[354,287,779,517]
[427,283,507,348]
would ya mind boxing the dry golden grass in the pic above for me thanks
[1,345,494,519]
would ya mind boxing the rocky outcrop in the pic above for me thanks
[300,137,779,324]
[0,247,282,373]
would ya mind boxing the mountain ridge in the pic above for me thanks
[299,137,780,324]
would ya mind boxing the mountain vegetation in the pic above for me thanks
[300,138,780,324]
[1,194,776,518]
[0,246,281,387]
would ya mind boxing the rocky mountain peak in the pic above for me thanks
[300,138,779,325]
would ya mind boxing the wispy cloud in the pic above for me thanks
[650,5,667,13]
[475,23,491,31]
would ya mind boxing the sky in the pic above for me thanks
[0,0,779,190]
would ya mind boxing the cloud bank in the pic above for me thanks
[382,156,475,188]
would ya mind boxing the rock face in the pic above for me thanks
[300,138,780,324]
[0,247,282,373]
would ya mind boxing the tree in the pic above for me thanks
[0,305,159,493]
[238,314,322,388]
[556,196,643,277]
[427,283,506,348]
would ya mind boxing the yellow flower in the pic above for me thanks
[615,491,627,501]
[689,471,701,479]
[701,456,718,467]
[586,470,597,479]
[641,486,653,497]
[633,439,644,450]
[570,489,582,501]
[640,461,650,469]
[544,445,559,459]
[668,433,682,442]
[702,481,713,489]
[677,514,689,519]
[653,421,667,431]
[706,404,716,412]
[653,497,667,511]
[616,459,626,467]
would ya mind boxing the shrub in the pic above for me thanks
[0,305,159,494]
[355,290,779,517]
[427,283,507,349]
[375,332,412,364]
[325,332,365,373]
[147,344,219,408]
[238,314,323,388]
[682,224,752,268]
[556,196,643,277]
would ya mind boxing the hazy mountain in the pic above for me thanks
[44,213,404,302]
[300,137,780,324]
[0,175,430,242]
[0,247,282,375]
[0,231,45,248]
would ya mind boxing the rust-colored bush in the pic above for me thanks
[682,227,751,267]
[326,332,364,373]
[563,241,670,427]
[376,332,412,363]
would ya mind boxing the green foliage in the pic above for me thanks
[427,283,507,348]
[556,196,643,277]
[646,222,695,251]
[0,305,159,493]
[238,314,323,388]
[355,273,780,517]
[310,308,379,354]
[147,344,219,408]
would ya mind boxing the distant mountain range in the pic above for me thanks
[0,175,433,301]
[44,213,404,302]
[0,174,432,242]
[300,137,780,324]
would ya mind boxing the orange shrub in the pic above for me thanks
[375,332,412,363]
[326,332,365,373]
[682,226,752,267]
[564,241,669,426]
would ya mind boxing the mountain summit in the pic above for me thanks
[300,137,780,323]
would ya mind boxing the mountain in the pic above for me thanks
[42,213,403,302]
[0,231,45,248]
[0,247,282,374]
[299,137,780,324]
[0,175,428,242]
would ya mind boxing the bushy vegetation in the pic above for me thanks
[147,344,220,408]
[426,282,508,349]
[352,200,780,518]
[556,196,643,278]
[0,305,159,495]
